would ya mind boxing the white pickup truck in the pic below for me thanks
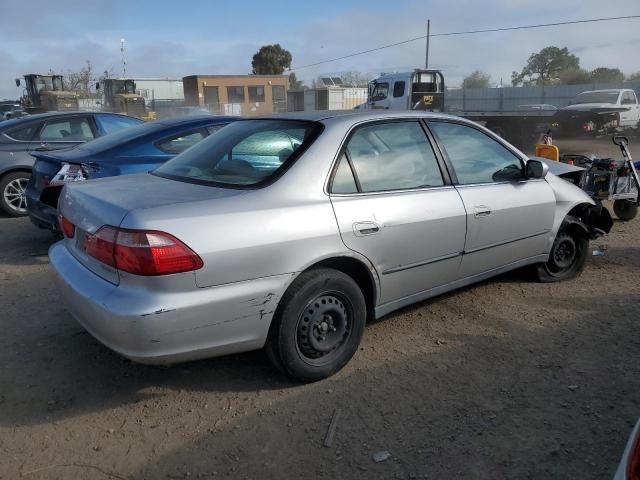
[558,89,640,134]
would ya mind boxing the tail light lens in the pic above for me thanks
[58,214,75,238]
[84,226,202,276]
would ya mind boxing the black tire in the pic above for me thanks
[613,199,638,221]
[265,268,366,382]
[534,218,589,282]
[0,171,31,217]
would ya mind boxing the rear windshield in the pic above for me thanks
[75,121,164,152]
[153,119,323,188]
[572,91,620,104]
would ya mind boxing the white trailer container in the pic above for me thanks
[133,78,184,103]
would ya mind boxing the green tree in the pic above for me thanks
[251,44,292,75]
[462,70,491,88]
[288,72,305,90]
[511,46,580,86]
[591,67,625,84]
[629,71,640,81]
[558,67,591,85]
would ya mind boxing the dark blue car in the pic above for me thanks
[27,115,236,231]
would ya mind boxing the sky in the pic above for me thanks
[1,0,639,99]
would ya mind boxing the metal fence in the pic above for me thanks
[446,81,640,112]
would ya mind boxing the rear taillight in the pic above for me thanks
[85,226,118,267]
[629,428,640,480]
[58,214,75,238]
[85,227,202,276]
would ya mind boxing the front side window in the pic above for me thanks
[227,86,245,103]
[156,129,207,154]
[429,122,523,185]
[39,117,94,141]
[335,121,444,193]
[370,82,389,101]
[154,119,322,187]
[248,86,265,103]
[621,91,636,105]
[96,115,142,134]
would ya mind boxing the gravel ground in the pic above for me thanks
[1,139,639,479]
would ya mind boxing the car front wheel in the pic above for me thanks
[265,268,366,382]
[0,171,31,216]
[534,218,589,282]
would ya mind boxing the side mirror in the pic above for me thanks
[525,159,548,179]
[15,79,20,87]
[95,82,100,91]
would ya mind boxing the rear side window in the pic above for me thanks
[96,115,142,134]
[331,154,358,194]
[429,122,523,184]
[154,119,322,187]
[335,121,444,193]
[156,130,207,154]
[39,117,94,141]
[5,124,37,141]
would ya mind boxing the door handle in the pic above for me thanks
[473,205,492,217]
[353,221,380,236]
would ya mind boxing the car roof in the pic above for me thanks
[152,114,237,127]
[249,110,458,122]
[579,89,625,94]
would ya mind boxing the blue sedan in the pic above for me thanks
[27,115,236,231]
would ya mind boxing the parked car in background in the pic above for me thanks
[555,89,640,137]
[0,112,142,216]
[49,111,612,382]
[0,102,27,121]
[613,417,640,480]
[27,115,236,231]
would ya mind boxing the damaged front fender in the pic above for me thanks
[569,203,613,239]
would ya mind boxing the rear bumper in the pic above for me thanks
[49,241,293,364]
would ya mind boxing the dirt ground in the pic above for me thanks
[1,138,639,479]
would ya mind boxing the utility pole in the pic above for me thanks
[425,19,430,69]
[120,38,127,77]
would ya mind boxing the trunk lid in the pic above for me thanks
[58,173,245,284]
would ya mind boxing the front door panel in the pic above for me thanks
[455,180,555,277]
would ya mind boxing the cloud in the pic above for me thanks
[1,0,639,99]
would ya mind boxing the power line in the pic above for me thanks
[289,15,640,71]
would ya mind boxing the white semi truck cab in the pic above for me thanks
[356,70,445,111]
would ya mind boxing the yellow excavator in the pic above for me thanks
[15,74,79,113]
[97,78,155,120]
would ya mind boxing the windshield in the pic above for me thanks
[76,119,159,152]
[572,91,620,104]
[154,119,323,187]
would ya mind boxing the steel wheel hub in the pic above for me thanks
[3,177,28,213]
[552,234,576,269]
[297,295,350,360]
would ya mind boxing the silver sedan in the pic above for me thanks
[49,111,612,381]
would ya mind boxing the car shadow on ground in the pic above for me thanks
[127,300,639,480]
[5,293,636,479]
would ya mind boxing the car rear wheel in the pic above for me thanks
[613,199,638,221]
[534,218,588,282]
[0,171,31,217]
[265,268,366,382]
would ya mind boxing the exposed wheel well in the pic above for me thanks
[303,257,377,319]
